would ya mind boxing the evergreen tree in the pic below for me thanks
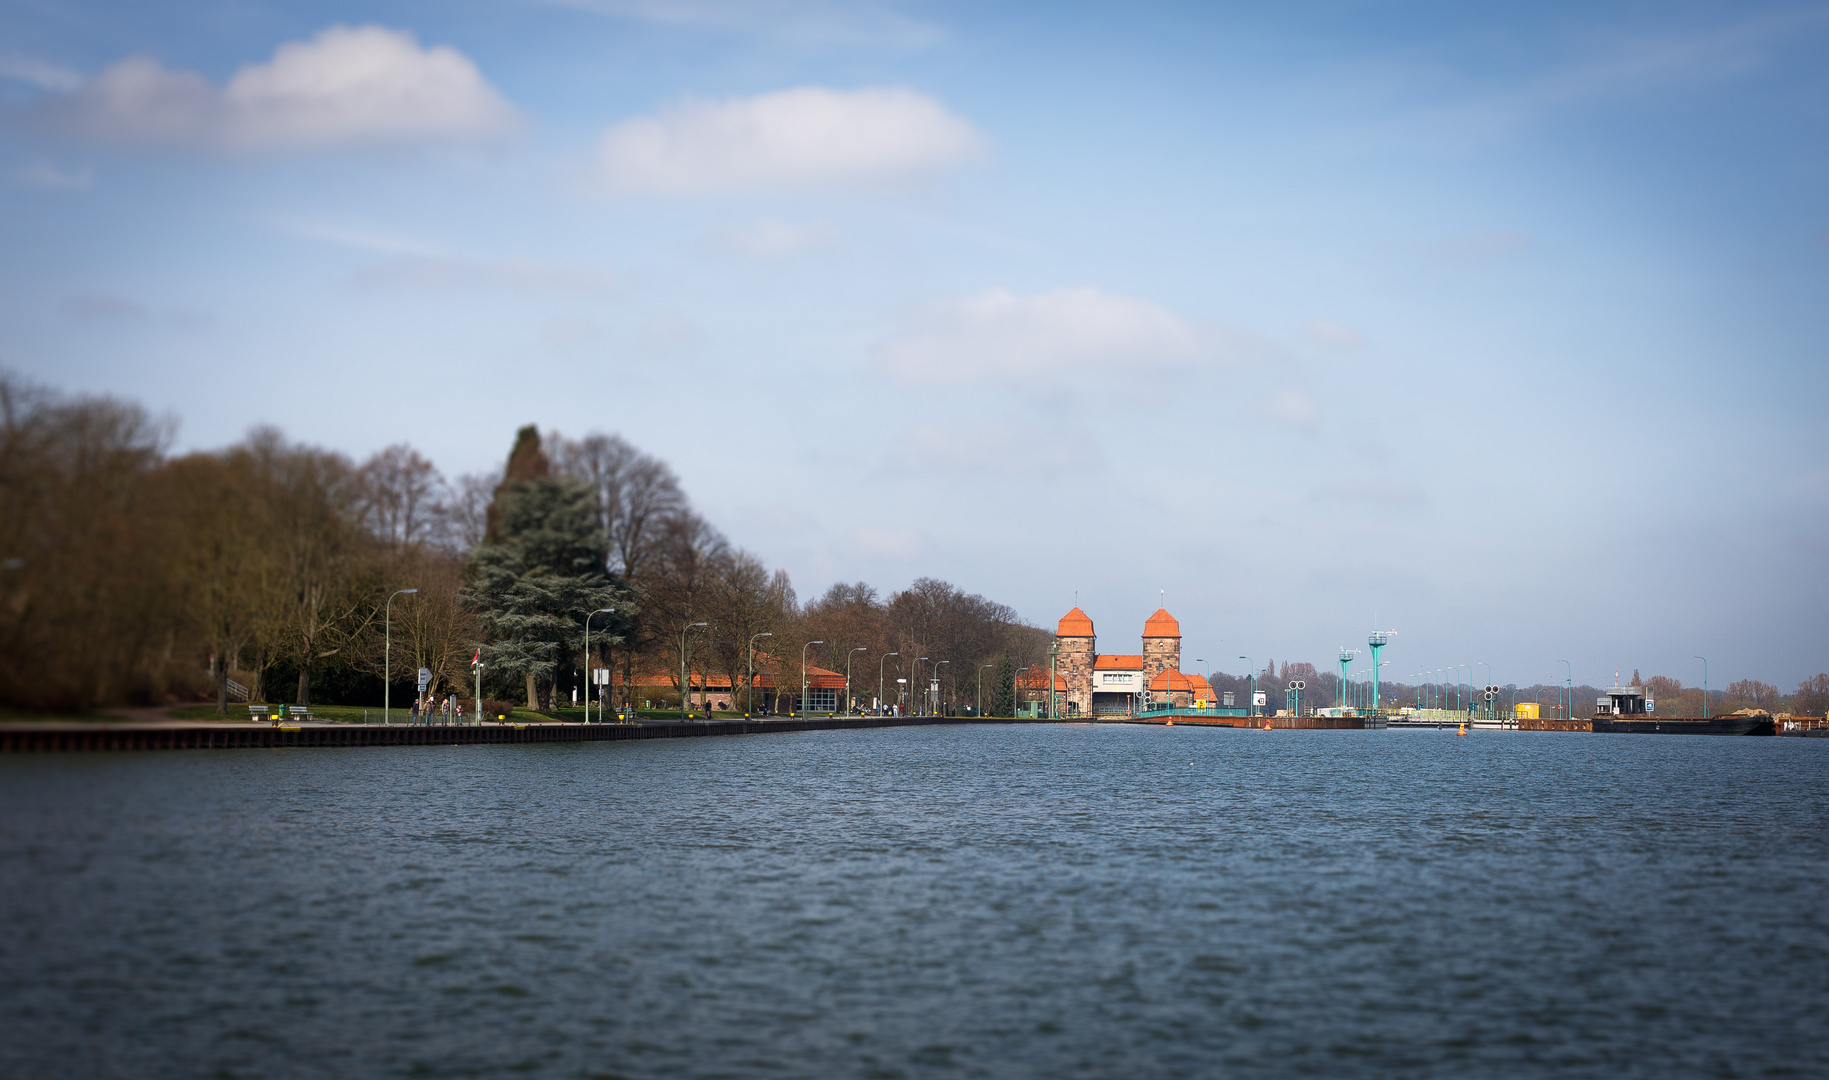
[992,651,1015,717]
[467,470,623,711]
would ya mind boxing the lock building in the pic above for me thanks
[1053,607,1214,716]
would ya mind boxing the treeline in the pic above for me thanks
[1234,661,1829,717]
[0,373,1046,713]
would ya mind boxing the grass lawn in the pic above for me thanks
[0,709,125,724]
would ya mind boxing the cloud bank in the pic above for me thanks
[54,26,515,151]
[597,86,983,195]
[718,217,837,258]
[876,287,1234,384]
[545,0,940,48]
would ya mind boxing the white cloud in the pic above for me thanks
[541,0,940,48]
[354,255,615,296]
[1,54,82,91]
[852,526,921,559]
[1312,480,1425,508]
[12,160,91,189]
[718,217,837,258]
[55,26,515,151]
[1261,388,1320,429]
[1306,319,1364,349]
[597,86,984,195]
[883,419,1102,478]
[276,218,443,256]
[633,312,701,357]
[876,287,1237,384]
[63,293,145,324]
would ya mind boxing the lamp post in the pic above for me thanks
[1239,656,1255,717]
[910,656,928,715]
[1194,658,1206,707]
[1559,659,1573,721]
[747,632,773,716]
[801,640,824,715]
[878,652,899,715]
[584,607,615,725]
[1458,664,1470,715]
[679,621,707,720]
[384,587,419,725]
[845,647,867,715]
[1694,656,1708,719]
[933,659,950,716]
[979,663,995,716]
[472,654,483,726]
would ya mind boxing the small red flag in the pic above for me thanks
[471,649,481,665]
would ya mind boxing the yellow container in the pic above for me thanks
[1514,703,1540,720]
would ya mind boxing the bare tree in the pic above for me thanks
[706,551,794,713]
[643,511,729,708]
[441,471,498,553]
[550,431,686,581]
[241,429,381,706]
[356,444,445,554]
[1724,678,1781,712]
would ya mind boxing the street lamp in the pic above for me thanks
[878,652,899,715]
[979,664,995,716]
[933,660,950,716]
[1558,659,1573,721]
[680,621,707,720]
[584,607,615,725]
[909,655,928,716]
[384,587,418,726]
[1239,656,1255,717]
[747,632,772,716]
[801,640,824,715]
[1695,656,1709,719]
[846,647,867,715]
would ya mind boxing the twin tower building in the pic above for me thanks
[1053,606,1217,716]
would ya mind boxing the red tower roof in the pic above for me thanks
[1056,607,1095,637]
[1142,608,1181,638]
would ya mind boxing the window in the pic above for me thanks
[798,687,837,712]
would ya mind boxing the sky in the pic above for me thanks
[3,0,1826,690]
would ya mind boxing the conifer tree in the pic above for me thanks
[467,428,624,711]
[992,652,1015,717]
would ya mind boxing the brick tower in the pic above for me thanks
[1141,608,1181,693]
[1054,607,1096,717]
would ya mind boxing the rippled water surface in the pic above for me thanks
[2,725,1826,1078]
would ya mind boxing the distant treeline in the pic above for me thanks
[0,373,1048,713]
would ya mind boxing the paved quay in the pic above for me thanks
[0,714,1056,752]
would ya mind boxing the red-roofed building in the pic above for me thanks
[615,652,846,715]
[1053,606,1205,715]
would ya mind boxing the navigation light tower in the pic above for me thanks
[1337,647,1358,709]
[1367,630,1397,711]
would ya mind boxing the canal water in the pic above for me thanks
[1,725,1825,1078]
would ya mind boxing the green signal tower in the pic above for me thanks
[1368,630,1397,712]
[1337,647,1358,709]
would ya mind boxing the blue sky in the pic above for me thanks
[3,1,1826,689]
